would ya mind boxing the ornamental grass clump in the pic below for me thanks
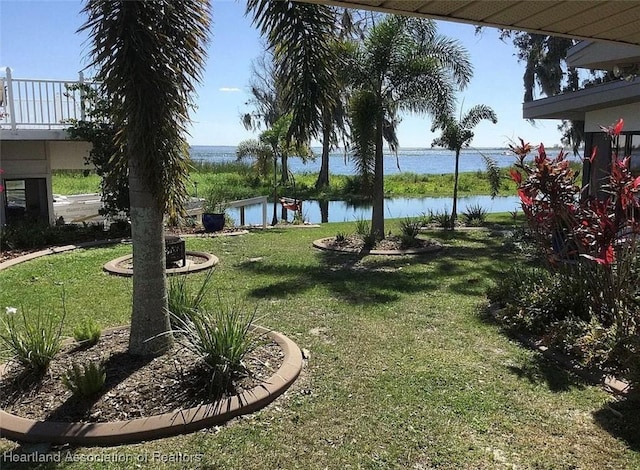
[168,268,215,328]
[354,217,376,248]
[172,294,258,395]
[461,204,488,226]
[62,360,106,397]
[399,217,422,248]
[0,305,65,375]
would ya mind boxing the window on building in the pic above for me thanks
[3,178,48,224]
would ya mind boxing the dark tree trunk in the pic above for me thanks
[315,112,332,190]
[319,199,329,223]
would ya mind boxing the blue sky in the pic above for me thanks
[0,0,567,148]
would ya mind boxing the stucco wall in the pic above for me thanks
[585,104,640,132]
[0,140,49,176]
[48,141,93,170]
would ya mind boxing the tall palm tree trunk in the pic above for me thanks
[371,111,385,239]
[128,155,172,356]
[315,111,332,189]
[272,156,278,226]
[451,149,461,230]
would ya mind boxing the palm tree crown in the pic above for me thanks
[346,15,473,238]
[432,104,498,228]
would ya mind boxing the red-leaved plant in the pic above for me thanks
[510,119,640,385]
[510,118,640,269]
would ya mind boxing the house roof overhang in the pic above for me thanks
[302,0,640,46]
[522,77,640,120]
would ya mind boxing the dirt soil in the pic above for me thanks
[0,328,283,423]
[326,234,441,251]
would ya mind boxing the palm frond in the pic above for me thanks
[481,152,501,198]
[81,0,211,216]
[349,90,377,191]
[246,0,340,144]
[460,105,498,129]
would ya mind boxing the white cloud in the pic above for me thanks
[219,87,241,92]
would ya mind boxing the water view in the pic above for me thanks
[191,146,530,225]
[227,195,521,226]
[190,145,579,177]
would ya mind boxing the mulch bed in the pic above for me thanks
[0,328,283,423]
[325,234,441,252]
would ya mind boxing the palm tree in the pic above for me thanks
[81,0,210,356]
[246,1,352,192]
[237,114,312,225]
[431,104,498,228]
[346,15,473,239]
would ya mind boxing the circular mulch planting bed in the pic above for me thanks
[104,251,218,276]
[0,327,283,424]
[313,235,443,255]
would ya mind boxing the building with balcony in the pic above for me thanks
[522,42,640,195]
[0,68,93,225]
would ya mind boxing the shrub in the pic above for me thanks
[419,211,434,226]
[399,217,422,248]
[461,204,488,226]
[0,305,65,374]
[62,361,106,397]
[354,217,376,249]
[490,264,594,335]
[172,295,258,394]
[335,231,346,242]
[73,319,101,347]
[432,210,453,229]
[168,268,215,328]
[499,121,640,388]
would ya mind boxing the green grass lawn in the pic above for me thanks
[0,222,637,469]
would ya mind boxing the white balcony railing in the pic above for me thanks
[0,67,96,131]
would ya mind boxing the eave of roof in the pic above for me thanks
[522,77,640,120]
[302,0,640,46]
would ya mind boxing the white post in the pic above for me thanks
[5,67,16,130]
[262,199,267,228]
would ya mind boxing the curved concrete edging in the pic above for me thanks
[103,252,219,276]
[0,238,128,271]
[0,326,303,445]
[312,237,443,256]
[0,233,303,445]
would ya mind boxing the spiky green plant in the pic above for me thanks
[62,360,106,397]
[73,319,101,347]
[172,294,259,395]
[168,268,215,328]
[0,305,65,374]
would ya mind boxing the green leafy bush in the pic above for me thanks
[432,210,453,229]
[0,306,65,374]
[62,361,106,397]
[354,217,375,249]
[73,319,101,347]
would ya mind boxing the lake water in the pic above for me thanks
[227,195,521,226]
[190,145,579,176]
[189,145,541,224]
